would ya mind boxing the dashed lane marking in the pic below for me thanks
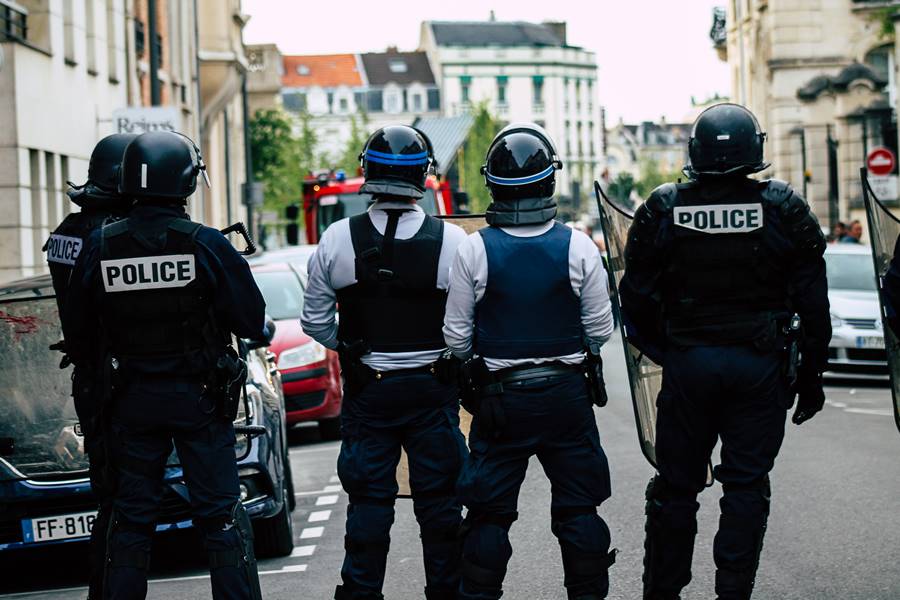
[844,407,894,416]
[292,545,316,557]
[288,443,341,456]
[258,565,308,575]
[316,495,339,506]
[309,510,332,522]
[323,484,342,493]
[300,527,325,539]
[329,475,340,483]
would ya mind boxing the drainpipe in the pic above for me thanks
[224,106,233,225]
[242,74,255,239]
[148,0,160,105]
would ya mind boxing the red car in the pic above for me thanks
[251,262,342,439]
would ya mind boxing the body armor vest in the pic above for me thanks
[45,211,118,310]
[336,211,447,352]
[474,222,583,359]
[660,181,790,344]
[99,216,219,371]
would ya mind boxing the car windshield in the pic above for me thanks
[825,253,877,291]
[253,270,304,320]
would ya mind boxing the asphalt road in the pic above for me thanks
[1,331,899,599]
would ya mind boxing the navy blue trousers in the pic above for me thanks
[457,372,612,600]
[105,378,253,600]
[337,373,467,598]
[649,344,789,597]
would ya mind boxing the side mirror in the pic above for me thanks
[246,316,276,350]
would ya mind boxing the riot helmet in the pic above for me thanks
[482,123,563,226]
[358,125,435,199]
[685,103,769,179]
[119,131,209,202]
[67,133,138,209]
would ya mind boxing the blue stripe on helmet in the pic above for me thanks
[485,164,555,186]
[365,153,430,166]
[365,148,429,160]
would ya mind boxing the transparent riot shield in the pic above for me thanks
[394,214,485,498]
[594,182,662,468]
[860,168,900,435]
[0,291,87,481]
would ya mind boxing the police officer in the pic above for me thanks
[619,104,830,599]
[46,133,136,600]
[444,123,616,600]
[301,125,468,600]
[63,131,267,600]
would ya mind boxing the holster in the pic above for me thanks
[207,347,248,421]
[459,356,491,415]
[337,339,372,397]
[584,352,609,408]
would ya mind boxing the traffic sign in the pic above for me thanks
[867,147,896,176]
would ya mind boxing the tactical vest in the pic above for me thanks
[660,181,790,345]
[99,216,218,369]
[335,211,447,352]
[45,211,117,309]
[474,222,583,359]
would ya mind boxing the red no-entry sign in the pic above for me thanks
[867,147,896,176]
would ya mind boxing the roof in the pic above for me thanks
[360,51,435,86]
[429,21,564,47]
[282,54,362,88]
[412,114,476,176]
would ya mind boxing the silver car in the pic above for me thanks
[825,243,887,378]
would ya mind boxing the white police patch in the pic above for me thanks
[46,234,83,266]
[101,254,195,293]
[673,203,764,234]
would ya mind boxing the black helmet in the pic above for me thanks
[119,131,208,201]
[685,103,769,178]
[358,125,435,199]
[67,133,138,208]
[482,123,563,226]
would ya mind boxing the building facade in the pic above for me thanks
[419,19,604,208]
[606,118,691,181]
[716,0,898,227]
[0,0,252,282]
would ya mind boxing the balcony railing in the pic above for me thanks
[0,0,27,43]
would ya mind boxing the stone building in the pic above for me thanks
[714,0,898,227]
[606,118,691,180]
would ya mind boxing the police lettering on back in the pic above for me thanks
[101,254,195,293]
[674,203,763,234]
[46,234,84,265]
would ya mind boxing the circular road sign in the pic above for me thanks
[867,146,896,176]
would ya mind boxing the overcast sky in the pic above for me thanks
[242,0,730,124]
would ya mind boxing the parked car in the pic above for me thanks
[824,244,887,378]
[247,244,318,276]
[0,275,294,557]
[250,262,343,438]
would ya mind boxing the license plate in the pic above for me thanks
[22,511,97,543]
[856,336,885,349]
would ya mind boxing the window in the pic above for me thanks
[327,91,334,113]
[577,121,583,156]
[296,64,310,75]
[576,80,582,111]
[85,0,97,73]
[565,121,571,155]
[282,92,307,112]
[367,90,384,112]
[532,76,544,106]
[589,122,595,156]
[339,97,348,112]
[63,0,75,64]
[385,88,402,113]
[354,91,366,111]
[461,76,471,104]
[427,88,441,111]
[388,59,407,73]
[587,80,593,111]
[564,77,570,111]
[106,0,119,81]
[497,76,508,105]
[412,93,423,112]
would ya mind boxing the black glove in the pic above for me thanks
[434,349,461,385]
[336,340,371,396]
[584,350,609,408]
[477,393,506,439]
[791,370,825,425]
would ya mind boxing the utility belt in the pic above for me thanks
[664,308,789,349]
[477,362,584,395]
[337,339,459,396]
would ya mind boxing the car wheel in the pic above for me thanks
[253,480,294,558]
[318,417,341,441]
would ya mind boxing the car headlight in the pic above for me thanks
[830,313,843,328]
[277,340,327,370]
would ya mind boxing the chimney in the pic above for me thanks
[542,21,567,45]
[489,10,496,22]
[386,46,399,54]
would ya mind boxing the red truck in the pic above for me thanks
[302,171,454,244]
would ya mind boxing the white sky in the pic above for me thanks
[242,0,730,125]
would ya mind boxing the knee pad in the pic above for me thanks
[645,475,699,533]
[458,510,517,590]
[204,502,262,600]
[106,513,153,571]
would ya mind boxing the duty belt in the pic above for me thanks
[482,362,583,395]
[369,363,436,381]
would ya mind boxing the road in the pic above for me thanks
[1,331,898,599]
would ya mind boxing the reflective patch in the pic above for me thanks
[46,234,83,266]
[673,203,764,234]
[717,134,731,141]
[101,254,195,293]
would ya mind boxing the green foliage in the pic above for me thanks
[634,159,681,199]
[607,172,635,209]
[459,101,501,213]
[872,7,898,40]
[249,108,319,215]
[335,111,370,176]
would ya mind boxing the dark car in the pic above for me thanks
[0,275,295,557]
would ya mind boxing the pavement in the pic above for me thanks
[1,331,899,599]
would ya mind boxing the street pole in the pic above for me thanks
[827,124,839,229]
[242,74,255,240]
[147,0,160,106]
[799,129,808,201]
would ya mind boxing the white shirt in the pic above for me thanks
[301,200,468,371]
[443,221,614,370]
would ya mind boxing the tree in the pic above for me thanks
[607,172,635,209]
[459,101,501,213]
[335,111,370,175]
[249,108,317,214]
[634,158,681,199]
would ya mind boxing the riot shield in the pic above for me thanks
[394,214,485,498]
[594,182,662,468]
[0,287,87,481]
[860,168,900,435]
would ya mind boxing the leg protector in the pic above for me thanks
[103,512,153,600]
[552,506,615,600]
[203,502,263,600]
[642,476,699,600]
[87,501,112,600]
[458,511,517,600]
[334,583,386,600]
[714,477,771,600]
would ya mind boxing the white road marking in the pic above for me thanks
[300,526,325,539]
[258,564,308,575]
[309,510,332,522]
[289,443,341,456]
[316,495,339,506]
[329,475,340,483]
[826,400,848,409]
[323,484,342,493]
[844,407,894,417]
[291,545,316,557]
